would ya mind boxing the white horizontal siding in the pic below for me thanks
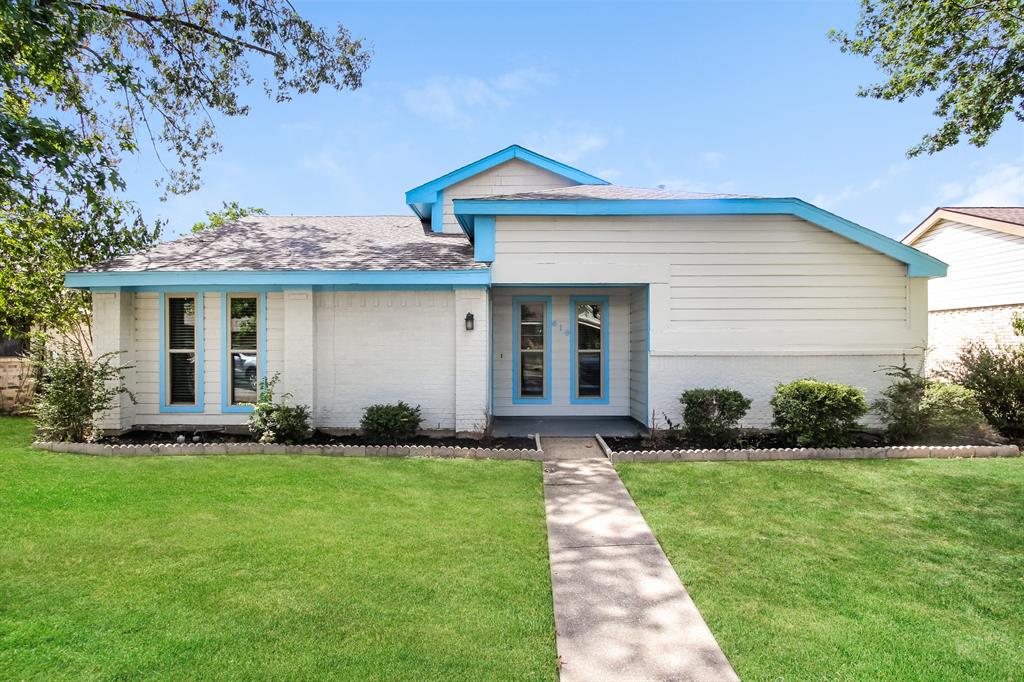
[441,158,577,233]
[492,214,925,354]
[912,220,1024,310]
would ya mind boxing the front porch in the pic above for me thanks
[491,415,646,438]
[489,285,649,428]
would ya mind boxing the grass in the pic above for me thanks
[617,457,1024,682]
[0,417,556,681]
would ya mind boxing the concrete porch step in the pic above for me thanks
[540,437,605,461]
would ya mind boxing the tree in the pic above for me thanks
[0,201,160,346]
[192,201,267,233]
[1,0,370,336]
[831,0,1024,156]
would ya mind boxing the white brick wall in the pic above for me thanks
[454,288,489,433]
[92,290,135,430]
[927,304,1024,371]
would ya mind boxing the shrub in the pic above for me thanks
[919,382,987,443]
[360,402,423,443]
[247,374,311,445]
[941,340,1024,437]
[679,388,751,447]
[771,379,867,447]
[32,340,134,442]
[874,361,988,444]
[872,361,930,443]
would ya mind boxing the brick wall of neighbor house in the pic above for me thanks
[926,304,1024,371]
[0,358,32,414]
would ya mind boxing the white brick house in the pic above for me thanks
[901,207,1024,369]
[69,145,946,434]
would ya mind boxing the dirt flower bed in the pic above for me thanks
[99,429,536,451]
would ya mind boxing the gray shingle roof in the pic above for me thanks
[79,216,487,272]
[942,206,1024,227]
[469,184,757,201]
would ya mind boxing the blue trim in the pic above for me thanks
[430,190,445,233]
[452,197,948,278]
[159,292,205,414]
[66,269,492,289]
[569,296,610,405]
[474,216,495,262]
[512,295,552,405]
[405,144,608,205]
[643,285,650,427]
[220,291,268,414]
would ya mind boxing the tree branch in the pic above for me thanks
[66,0,282,58]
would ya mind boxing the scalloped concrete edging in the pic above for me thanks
[594,436,1019,462]
[31,441,545,461]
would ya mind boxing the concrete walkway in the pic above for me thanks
[540,437,605,461]
[543,458,738,682]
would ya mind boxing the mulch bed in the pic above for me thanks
[603,430,886,453]
[101,429,537,451]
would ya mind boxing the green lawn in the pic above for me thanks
[617,458,1024,681]
[0,417,556,681]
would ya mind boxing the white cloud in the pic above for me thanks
[403,67,555,127]
[699,151,726,167]
[523,125,613,164]
[894,160,1024,227]
[812,161,910,211]
[955,163,1024,206]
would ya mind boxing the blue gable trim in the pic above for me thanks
[405,145,608,230]
[66,269,492,289]
[453,197,948,278]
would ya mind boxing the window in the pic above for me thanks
[166,295,197,405]
[574,301,604,400]
[517,301,547,400]
[227,295,259,405]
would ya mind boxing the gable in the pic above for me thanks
[911,218,1024,310]
[404,144,607,233]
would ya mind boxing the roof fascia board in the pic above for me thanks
[404,145,608,205]
[453,197,947,278]
[65,269,492,289]
[902,208,1024,244]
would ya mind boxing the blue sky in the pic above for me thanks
[121,0,1024,240]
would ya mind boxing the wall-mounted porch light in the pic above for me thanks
[465,312,475,331]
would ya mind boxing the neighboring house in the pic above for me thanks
[66,145,946,434]
[902,207,1024,369]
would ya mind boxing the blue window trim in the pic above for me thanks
[452,197,948,278]
[643,285,650,426]
[569,295,610,405]
[65,268,491,289]
[512,295,552,405]
[159,292,205,414]
[220,291,267,414]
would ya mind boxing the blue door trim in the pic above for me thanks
[511,295,552,405]
[569,295,610,405]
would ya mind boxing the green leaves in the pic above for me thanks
[832,0,1024,155]
[191,200,266,233]
[1,0,370,335]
